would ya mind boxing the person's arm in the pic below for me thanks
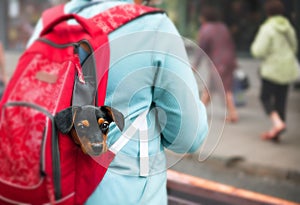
[250,25,271,59]
[152,16,208,154]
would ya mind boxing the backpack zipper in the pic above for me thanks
[37,38,93,54]
[37,38,80,49]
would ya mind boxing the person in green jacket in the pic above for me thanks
[251,0,299,142]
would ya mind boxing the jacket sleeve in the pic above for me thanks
[152,16,208,154]
[288,27,298,54]
[251,25,271,58]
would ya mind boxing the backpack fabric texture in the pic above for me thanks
[0,4,162,205]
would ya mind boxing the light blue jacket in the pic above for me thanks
[28,1,208,204]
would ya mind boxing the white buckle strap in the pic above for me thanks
[109,110,149,177]
[139,115,149,177]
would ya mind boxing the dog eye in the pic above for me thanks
[100,122,109,131]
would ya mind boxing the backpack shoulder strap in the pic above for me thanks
[91,4,165,34]
[41,4,164,37]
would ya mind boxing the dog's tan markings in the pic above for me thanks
[80,137,91,154]
[102,134,108,153]
[82,120,90,127]
[98,118,105,125]
[72,109,77,123]
[66,108,78,133]
[77,120,90,128]
[97,117,108,152]
[71,129,81,145]
[70,129,92,154]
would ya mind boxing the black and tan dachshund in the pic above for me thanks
[55,105,124,156]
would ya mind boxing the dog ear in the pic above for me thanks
[101,106,125,131]
[54,107,77,134]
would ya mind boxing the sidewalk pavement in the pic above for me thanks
[209,58,300,175]
[4,51,300,202]
[167,57,300,203]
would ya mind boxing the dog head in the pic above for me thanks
[54,105,124,156]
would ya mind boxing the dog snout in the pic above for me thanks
[91,142,103,155]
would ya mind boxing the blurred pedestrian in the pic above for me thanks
[194,5,239,123]
[251,0,299,142]
[0,41,7,98]
[27,0,208,204]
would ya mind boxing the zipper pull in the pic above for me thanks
[75,62,85,84]
[73,45,85,84]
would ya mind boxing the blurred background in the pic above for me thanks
[0,0,300,58]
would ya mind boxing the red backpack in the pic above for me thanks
[0,4,162,205]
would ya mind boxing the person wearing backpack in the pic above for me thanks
[27,0,208,204]
[251,0,299,142]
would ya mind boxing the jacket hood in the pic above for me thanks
[266,15,292,33]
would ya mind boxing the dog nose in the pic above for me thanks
[91,142,103,155]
